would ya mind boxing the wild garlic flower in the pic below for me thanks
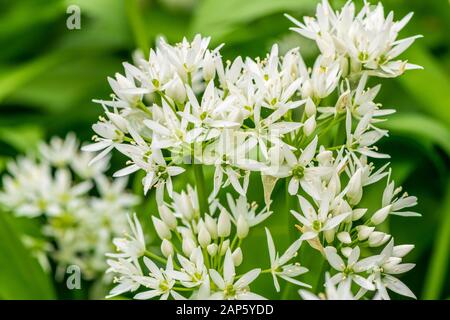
[106,186,292,299]
[0,134,139,280]
[286,0,422,78]
[299,273,354,300]
[265,228,309,292]
[80,0,423,300]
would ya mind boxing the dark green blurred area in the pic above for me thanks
[0,0,449,300]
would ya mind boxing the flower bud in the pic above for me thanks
[324,228,335,243]
[232,248,243,266]
[341,247,352,258]
[217,208,231,237]
[203,50,216,81]
[152,216,171,240]
[159,205,177,230]
[161,239,174,258]
[357,225,374,241]
[337,231,351,244]
[182,237,196,257]
[198,224,211,248]
[205,214,218,240]
[207,243,218,256]
[179,191,194,220]
[317,150,333,166]
[352,208,367,221]
[305,98,316,117]
[368,231,390,247]
[346,169,363,205]
[165,76,186,103]
[303,116,316,136]
[237,215,249,239]
[219,239,230,256]
[301,80,313,99]
[371,205,392,225]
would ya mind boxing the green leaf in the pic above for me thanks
[190,0,315,40]
[398,45,450,127]
[0,125,43,152]
[0,213,55,299]
[381,113,450,155]
[423,182,450,299]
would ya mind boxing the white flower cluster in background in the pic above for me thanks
[84,0,422,300]
[0,134,139,279]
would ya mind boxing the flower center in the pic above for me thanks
[224,284,236,297]
[292,165,305,179]
[312,220,322,232]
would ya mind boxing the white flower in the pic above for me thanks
[106,258,143,298]
[82,112,129,165]
[291,195,350,240]
[107,213,146,260]
[324,246,377,291]
[286,1,422,77]
[159,34,212,83]
[122,148,184,198]
[265,228,309,292]
[345,109,389,159]
[209,249,264,300]
[39,133,78,167]
[225,194,272,227]
[364,240,416,300]
[183,82,239,143]
[279,136,329,197]
[203,130,255,197]
[382,178,420,217]
[170,248,208,288]
[134,256,185,300]
[299,273,354,300]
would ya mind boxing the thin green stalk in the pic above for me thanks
[193,164,208,215]
[125,0,150,59]
[314,258,327,294]
[145,250,167,265]
[423,182,450,299]
[281,283,292,299]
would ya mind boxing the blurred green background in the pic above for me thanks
[0,0,449,300]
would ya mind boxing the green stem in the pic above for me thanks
[125,0,150,59]
[193,164,208,215]
[314,258,327,294]
[136,100,152,116]
[144,250,167,265]
[423,182,450,299]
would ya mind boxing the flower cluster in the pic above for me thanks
[84,0,421,299]
[286,0,422,78]
[0,134,139,279]
[106,186,311,299]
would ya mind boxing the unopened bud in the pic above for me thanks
[218,209,231,237]
[207,243,218,256]
[371,205,392,225]
[237,215,249,239]
[152,216,171,240]
[159,205,177,230]
[161,239,174,258]
[232,248,243,266]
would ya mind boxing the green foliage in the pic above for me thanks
[0,213,55,299]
